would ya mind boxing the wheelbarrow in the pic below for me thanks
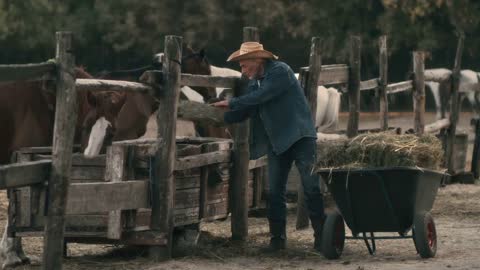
[316,167,449,259]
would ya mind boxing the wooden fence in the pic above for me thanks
[0,26,476,269]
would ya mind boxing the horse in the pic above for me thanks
[425,68,480,120]
[0,67,101,268]
[82,44,228,158]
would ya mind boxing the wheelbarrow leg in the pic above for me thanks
[362,232,376,255]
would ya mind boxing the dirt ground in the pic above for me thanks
[1,112,479,270]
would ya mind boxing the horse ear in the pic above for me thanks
[87,91,97,107]
[110,92,127,113]
[199,48,206,59]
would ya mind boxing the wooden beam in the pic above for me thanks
[248,156,267,170]
[424,119,450,134]
[230,26,256,241]
[180,74,238,89]
[175,150,231,171]
[0,61,55,83]
[76,79,154,95]
[177,100,227,126]
[347,36,361,138]
[318,65,349,85]
[66,181,149,214]
[149,35,182,260]
[297,36,322,230]
[446,35,465,175]
[378,35,389,131]
[386,81,413,95]
[106,144,128,240]
[0,160,51,189]
[42,31,77,270]
[359,78,379,91]
[413,51,426,135]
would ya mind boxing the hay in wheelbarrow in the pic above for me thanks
[315,132,444,170]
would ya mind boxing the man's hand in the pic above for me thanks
[211,100,229,107]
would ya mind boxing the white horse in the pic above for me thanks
[210,66,341,132]
[425,68,480,119]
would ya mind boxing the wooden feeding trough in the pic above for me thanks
[9,137,266,246]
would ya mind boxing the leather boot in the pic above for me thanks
[262,220,286,252]
[311,217,325,252]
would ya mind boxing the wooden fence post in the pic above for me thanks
[446,35,465,175]
[347,36,361,138]
[378,35,389,131]
[42,31,78,270]
[413,51,426,135]
[230,26,257,241]
[296,37,322,230]
[149,35,182,260]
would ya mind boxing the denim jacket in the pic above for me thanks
[224,60,317,159]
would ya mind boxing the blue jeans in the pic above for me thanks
[267,137,325,223]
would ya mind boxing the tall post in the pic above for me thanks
[230,27,257,241]
[347,36,361,138]
[446,35,465,174]
[42,31,77,270]
[296,37,322,230]
[379,35,389,131]
[150,35,182,260]
[413,51,426,135]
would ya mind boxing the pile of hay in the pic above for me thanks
[315,132,444,170]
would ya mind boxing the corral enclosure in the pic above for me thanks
[0,23,480,270]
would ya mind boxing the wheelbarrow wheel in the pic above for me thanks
[321,211,345,259]
[413,212,437,258]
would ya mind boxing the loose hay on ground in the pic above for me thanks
[315,132,444,170]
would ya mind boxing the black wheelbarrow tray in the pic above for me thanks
[316,166,449,260]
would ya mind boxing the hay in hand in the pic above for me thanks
[315,132,444,170]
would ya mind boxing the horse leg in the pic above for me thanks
[0,220,22,269]
[426,82,442,120]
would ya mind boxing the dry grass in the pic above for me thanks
[316,132,444,170]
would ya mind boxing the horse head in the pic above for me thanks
[81,91,127,158]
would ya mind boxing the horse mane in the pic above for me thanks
[75,66,94,79]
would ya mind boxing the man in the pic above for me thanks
[212,41,325,252]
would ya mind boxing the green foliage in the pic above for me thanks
[0,0,479,81]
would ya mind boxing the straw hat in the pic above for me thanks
[227,42,278,62]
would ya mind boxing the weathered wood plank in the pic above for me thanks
[446,35,465,175]
[0,61,55,83]
[0,160,50,189]
[378,36,389,131]
[347,36,361,138]
[106,145,128,240]
[180,74,238,89]
[230,27,256,241]
[386,80,413,94]
[66,181,149,214]
[318,65,349,85]
[425,119,450,134]
[359,78,379,91]
[76,78,154,95]
[43,31,78,270]
[177,100,227,126]
[297,36,322,229]
[248,156,267,170]
[413,52,426,135]
[150,35,182,260]
[175,150,231,171]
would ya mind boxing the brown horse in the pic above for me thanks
[0,67,96,164]
[0,67,104,268]
[82,44,230,157]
